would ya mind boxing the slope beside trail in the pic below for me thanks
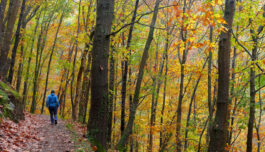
[0,113,85,152]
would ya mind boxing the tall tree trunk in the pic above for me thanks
[7,0,26,84]
[0,0,20,79]
[246,5,264,151]
[40,11,65,113]
[78,44,91,123]
[148,43,159,152]
[22,14,40,108]
[208,0,235,151]
[30,25,43,113]
[71,0,81,121]
[16,22,27,92]
[73,45,88,121]
[87,0,114,149]
[176,1,189,150]
[116,0,161,150]
[120,0,140,136]
[16,7,39,92]
[246,29,258,152]
[159,37,169,152]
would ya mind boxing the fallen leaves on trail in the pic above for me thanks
[0,112,41,151]
[0,113,77,152]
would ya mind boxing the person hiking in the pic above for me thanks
[46,90,59,125]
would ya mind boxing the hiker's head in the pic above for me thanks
[51,90,55,94]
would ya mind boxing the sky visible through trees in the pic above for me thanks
[0,0,265,151]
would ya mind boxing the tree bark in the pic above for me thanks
[87,0,114,149]
[208,0,235,151]
[0,0,20,79]
[246,27,258,152]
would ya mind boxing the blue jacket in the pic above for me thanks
[46,93,59,108]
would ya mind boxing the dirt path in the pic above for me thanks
[36,115,75,152]
[0,113,77,152]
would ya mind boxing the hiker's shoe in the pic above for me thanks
[55,120,57,125]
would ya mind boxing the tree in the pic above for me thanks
[208,0,236,151]
[87,0,114,149]
[7,0,26,84]
[0,0,20,79]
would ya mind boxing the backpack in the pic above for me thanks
[49,95,57,107]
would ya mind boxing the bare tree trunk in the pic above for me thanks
[208,0,235,151]
[116,0,161,150]
[87,0,114,150]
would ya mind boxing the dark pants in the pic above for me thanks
[48,106,58,124]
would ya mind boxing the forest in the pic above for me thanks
[0,0,264,151]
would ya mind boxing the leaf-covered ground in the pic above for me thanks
[0,112,89,152]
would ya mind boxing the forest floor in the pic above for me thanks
[0,112,91,152]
